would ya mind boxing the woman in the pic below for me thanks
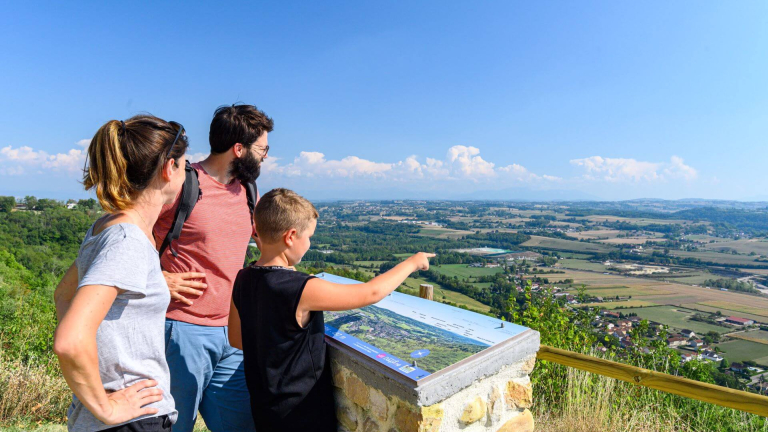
[53,115,188,431]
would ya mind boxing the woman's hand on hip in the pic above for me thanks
[99,379,163,425]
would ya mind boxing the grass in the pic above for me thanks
[522,236,615,253]
[557,258,607,271]
[582,300,657,309]
[696,301,768,319]
[730,331,768,346]
[702,239,768,256]
[715,339,768,364]
[684,304,768,323]
[431,263,504,279]
[617,306,732,334]
[669,250,767,267]
[535,356,768,432]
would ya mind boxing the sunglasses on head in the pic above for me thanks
[166,121,185,159]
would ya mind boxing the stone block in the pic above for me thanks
[394,402,421,432]
[338,404,359,431]
[460,396,487,424]
[521,355,536,375]
[363,416,380,432]
[504,380,532,409]
[496,409,534,432]
[420,404,443,432]
[488,385,503,422]
[369,388,389,421]
[346,374,370,408]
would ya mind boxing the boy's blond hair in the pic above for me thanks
[254,188,319,243]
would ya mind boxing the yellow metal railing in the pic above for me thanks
[537,345,768,418]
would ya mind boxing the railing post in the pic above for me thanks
[419,283,433,300]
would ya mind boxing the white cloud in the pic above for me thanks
[77,139,91,147]
[0,145,84,174]
[186,152,208,163]
[570,156,697,182]
[263,145,554,186]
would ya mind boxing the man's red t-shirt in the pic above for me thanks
[154,163,255,327]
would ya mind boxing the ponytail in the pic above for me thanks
[83,115,188,212]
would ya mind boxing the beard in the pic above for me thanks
[229,150,261,184]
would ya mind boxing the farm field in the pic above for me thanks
[715,339,768,364]
[668,250,768,267]
[695,301,768,319]
[652,269,714,285]
[598,237,665,245]
[702,238,768,256]
[583,300,657,309]
[582,215,687,225]
[619,306,732,334]
[730,330,768,346]
[417,227,474,239]
[528,268,768,321]
[557,258,607,271]
[522,236,615,253]
[680,304,768,324]
[431,264,504,279]
[569,229,623,240]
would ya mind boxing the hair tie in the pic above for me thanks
[120,120,126,136]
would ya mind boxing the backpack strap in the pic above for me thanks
[242,180,258,217]
[159,161,201,258]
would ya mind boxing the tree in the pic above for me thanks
[0,196,15,213]
[24,195,37,209]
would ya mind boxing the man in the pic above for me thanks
[155,104,272,432]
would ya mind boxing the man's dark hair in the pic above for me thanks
[209,104,273,154]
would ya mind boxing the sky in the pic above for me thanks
[1,1,768,201]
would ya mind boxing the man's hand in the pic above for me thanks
[98,380,163,425]
[163,271,207,306]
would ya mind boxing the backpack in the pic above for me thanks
[158,160,258,258]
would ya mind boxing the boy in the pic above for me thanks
[228,189,433,431]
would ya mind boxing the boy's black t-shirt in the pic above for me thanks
[232,266,336,431]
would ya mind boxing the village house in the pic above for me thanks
[680,353,701,363]
[688,339,705,349]
[602,311,620,319]
[667,336,687,347]
[701,350,723,362]
[680,329,696,339]
[731,363,747,373]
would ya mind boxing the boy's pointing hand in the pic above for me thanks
[408,252,436,271]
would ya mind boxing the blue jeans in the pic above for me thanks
[164,319,256,432]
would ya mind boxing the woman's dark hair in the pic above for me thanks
[83,114,189,212]
[209,104,273,154]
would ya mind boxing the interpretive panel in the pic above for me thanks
[318,272,528,381]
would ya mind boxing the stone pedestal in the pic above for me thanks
[330,329,539,432]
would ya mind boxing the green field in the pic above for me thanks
[669,250,768,267]
[654,270,714,285]
[431,264,504,280]
[584,300,657,309]
[702,238,768,256]
[618,306,732,334]
[558,258,607,271]
[715,339,768,364]
[522,236,615,253]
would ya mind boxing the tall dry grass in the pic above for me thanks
[535,364,768,432]
[0,357,69,424]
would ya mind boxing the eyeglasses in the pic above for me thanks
[255,145,269,157]
[167,121,185,159]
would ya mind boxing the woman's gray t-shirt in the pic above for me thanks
[67,223,177,431]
